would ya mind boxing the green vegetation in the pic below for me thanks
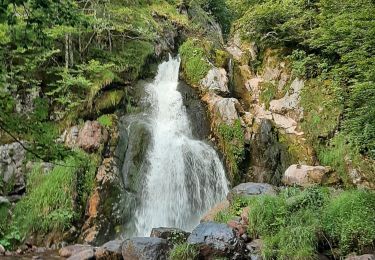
[4,152,98,243]
[179,39,212,85]
[215,187,375,259]
[259,82,278,109]
[217,119,245,184]
[169,243,199,260]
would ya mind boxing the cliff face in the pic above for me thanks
[180,29,374,189]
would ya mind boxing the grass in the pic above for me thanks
[7,150,97,242]
[98,114,115,128]
[179,38,212,85]
[214,187,375,259]
[169,243,199,260]
[94,89,125,114]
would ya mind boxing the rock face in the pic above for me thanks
[67,248,95,260]
[95,240,123,260]
[187,222,241,258]
[200,67,230,95]
[202,93,240,125]
[227,182,276,202]
[0,142,26,195]
[282,164,339,187]
[122,237,170,260]
[64,121,108,153]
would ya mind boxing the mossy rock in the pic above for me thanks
[94,89,126,114]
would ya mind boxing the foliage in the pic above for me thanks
[179,38,212,85]
[217,119,245,183]
[98,114,115,128]
[169,243,199,260]
[8,151,97,241]
[259,82,278,109]
[322,190,375,255]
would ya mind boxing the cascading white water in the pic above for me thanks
[133,55,229,236]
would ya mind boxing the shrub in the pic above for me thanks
[322,190,375,254]
[169,243,199,260]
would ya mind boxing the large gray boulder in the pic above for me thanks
[187,222,241,258]
[95,240,122,260]
[227,182,277,202]
[122,237,169,260]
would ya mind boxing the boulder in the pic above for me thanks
[95,240,122,260]
[64,121,108,153]
[187,222,241,258]
[345,255,375,260]
[0,244,5,255]
[200,67,229,95]
[67,248,95,260]
[77,121,108,152]
[282,164,339,187]
[0,196,10,206]
[122,237,169,260]
[227,182,277,202]
[202,93,240,125]
[246,239,263,260]
[0,142,26,195]
[201,200,230,222]
[150,227,189,244]
[59,244,93,258]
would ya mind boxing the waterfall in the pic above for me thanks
[131,55,229,237]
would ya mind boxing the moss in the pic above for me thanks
[214,49,229,68]
[217,119,245,184]
[94,89,125,114]
[279,133,314,165]
[98,114,115,128]
[179,38,212,85]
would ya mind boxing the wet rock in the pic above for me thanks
[282,164,339,187]
[67,248,95,260]
[0,142,26,195]
[200,67,229,96]
[187,222,241,258]
[345,255,375,260]
[227,182,276,202]
[150,227,189,244]
[201,200,230,222]
[95,240,122,260]
[122,237,169,260]
[59,244,93,258]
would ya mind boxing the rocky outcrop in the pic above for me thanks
[227,182,276,202]
[345,255,375,260]
[64,121,109,153]
[202,93,241,125]
[122,237,170,260]
[59,244,93,258]
[282,164,340,187]
[0,142,26,195]
[187,222,242,258]
[200,67,230,96]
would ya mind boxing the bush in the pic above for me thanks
[169,243,199,260]
[322,190,375,254]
